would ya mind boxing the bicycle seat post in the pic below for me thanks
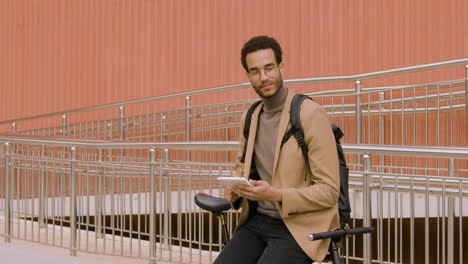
[217,212,230,245]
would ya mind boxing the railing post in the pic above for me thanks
[107,123,113,139]
[355,80,363,169]
[163,148,171,249]
[62,115,68,136]
[185,96,191,141]
[379,92,385,173]
[11,123,16,133]
[161,115,167,142]
[447,158,455,264]
[119,106,125,140]
[410,176,415,264]
[355,80,362,145]
[448,158,455,177]
[225,106,230,161]
[185,96,191,161]
[39,145,46,228]
[95,148,103,238]
[447,197,455,264]
[465,64,468,145]
[4,143,11,242]
[70,147,77,256]
[379,92,385,144]
[363,154,372,264]
[149,148,157,264]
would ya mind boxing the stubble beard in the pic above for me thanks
[253,75,284,99]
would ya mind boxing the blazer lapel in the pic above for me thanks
[271,90,294,178]
[243,102,263,178]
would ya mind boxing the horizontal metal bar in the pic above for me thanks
[2,58,467,126]
[344,144,468,158]
[2,136,468,159]
[0,137,240,150]
[348,181,468,197]
[326,104,465,117]
[359,79,466,94]
[366,91,465,107]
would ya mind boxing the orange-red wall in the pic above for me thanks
[1,0,467,130]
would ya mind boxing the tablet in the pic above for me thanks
[217,176,253,187]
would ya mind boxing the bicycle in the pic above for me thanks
[194,193,374,264]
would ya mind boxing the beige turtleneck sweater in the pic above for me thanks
[253,85,288,218]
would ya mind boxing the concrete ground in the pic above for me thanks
[0,216,212,264]
[0,240,117,264]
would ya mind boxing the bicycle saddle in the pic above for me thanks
[194,193,231,216]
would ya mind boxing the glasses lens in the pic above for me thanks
[249,65,276,81]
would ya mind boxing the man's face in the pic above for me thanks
[245,49,284,98]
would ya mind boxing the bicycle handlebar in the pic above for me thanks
[308,226,374,241]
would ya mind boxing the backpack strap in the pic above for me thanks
[240,100,262,163]
[281,94,312,179]
[332,124,347,167]
[332,123,352,224]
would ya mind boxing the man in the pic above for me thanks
[214,35,340,264]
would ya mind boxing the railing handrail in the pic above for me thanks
[344,144,468,159]
[2,58,467,126]
[1,135,468,158]
[0,134,239,150]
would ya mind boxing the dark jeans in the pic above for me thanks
[213,213,313,264]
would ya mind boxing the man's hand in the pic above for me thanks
[233,180,282,202]
[223,186,240,202]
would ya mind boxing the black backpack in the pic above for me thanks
[240,94,352,225]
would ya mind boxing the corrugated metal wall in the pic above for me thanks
[1,0,467,129]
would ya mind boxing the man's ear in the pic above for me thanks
[279,61,285,73]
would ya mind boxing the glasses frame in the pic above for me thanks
[247,63,278,82]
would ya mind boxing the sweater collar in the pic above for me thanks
[261,85,288,113]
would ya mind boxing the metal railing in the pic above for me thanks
[2,59,468,149]
[1,58,467,263]
[9,78,468,150]
[1,138,467,263]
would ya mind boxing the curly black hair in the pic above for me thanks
[240,35,283,72]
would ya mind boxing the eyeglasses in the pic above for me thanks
[247,64,278,81]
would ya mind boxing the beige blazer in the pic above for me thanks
[233,89,340,262]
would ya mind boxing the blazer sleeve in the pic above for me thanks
[279,101,340,217]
